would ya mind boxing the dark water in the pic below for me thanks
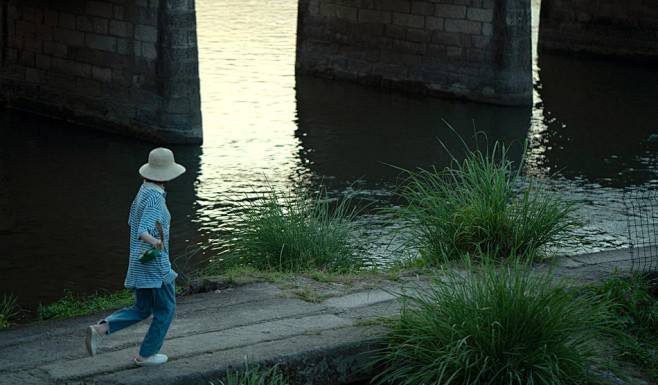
[1,0,658,316]
[531,54,658,182]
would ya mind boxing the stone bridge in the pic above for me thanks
[0,0,656,144]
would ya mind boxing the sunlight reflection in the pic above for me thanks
[525,0,551,178]
[195,0,308,212]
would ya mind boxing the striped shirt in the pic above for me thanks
[124,181,178,288]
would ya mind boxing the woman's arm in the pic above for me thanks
[140,231,164,250]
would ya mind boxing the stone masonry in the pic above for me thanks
[296,0,534,106]
[0,0,202,144]
[539,0,658,64]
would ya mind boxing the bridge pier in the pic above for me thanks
[3,0,656,141]
[296,0,534,106]
[539,0,658,64]
[0,0,202,144]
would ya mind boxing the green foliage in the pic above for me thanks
[37,289,133,321]
[203,265,293,287]
[0,293,20,329]
[370,261,618,385]
[211,187,366,274]
[588,273,658,336]
[391,132,579,264]
[220,363,288,385]
[585,274,658,376]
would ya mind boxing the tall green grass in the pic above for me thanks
[210,187,365,274]
[391,134,579,264]
[370,261,619,385]
[0,293,20,329]
[586,273,658,377]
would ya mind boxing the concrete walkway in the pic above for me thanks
[0,248,648,385]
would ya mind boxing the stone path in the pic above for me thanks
[0,248,653,385]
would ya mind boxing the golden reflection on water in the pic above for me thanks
[525,0,550,179]
[194,0,305,227]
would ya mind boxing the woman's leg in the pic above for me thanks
[85,289,154,356]
[138,282,176,358]
[104,289,154,334]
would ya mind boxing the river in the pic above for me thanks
[1,0,658,315]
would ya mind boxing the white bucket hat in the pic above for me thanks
[139,147,186,182]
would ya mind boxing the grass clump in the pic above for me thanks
[392,134,579,264]
[37,289,133,321]
[370,260,618,385]
[585,273,658,379]
[210,187,365,274]
[219,363,288,385]
[0,293,20,329]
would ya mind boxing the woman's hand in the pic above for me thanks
[140,232,164,250]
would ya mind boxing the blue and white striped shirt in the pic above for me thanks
[124,181,178,288]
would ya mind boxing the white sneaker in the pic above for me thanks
[85,325,102,357]
[135,354,168,367]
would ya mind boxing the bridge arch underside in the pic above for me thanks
[296,0,658,107]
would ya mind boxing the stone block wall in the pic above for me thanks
[539,0,658,63]
[296,0,533,106]
[0,0,202,144]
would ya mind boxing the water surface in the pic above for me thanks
[1,0,657,314]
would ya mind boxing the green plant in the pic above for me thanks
[390,131,579,264]
[585,274,658,377]
[202,265,284,286]
[288,283,332,303]
[214,186,366,273]
[370,260,619,385]
[219,363,288,385]
[172,244,206,287]
[0,293,20,329]
[37,289,133,321]
[588,273,658,336]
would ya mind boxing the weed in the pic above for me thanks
[0,293,20,329]
[218,363,288,385]
[585,273,658,379]
[370,260,619,385]
[209,186,367,273]
[288,283,331,303]
[37,289,133,321]
[389,130,580,264]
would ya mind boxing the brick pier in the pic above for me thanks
[296,0,534,106]
[0,0,202,144]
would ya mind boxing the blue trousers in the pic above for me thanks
[103,282,176,357]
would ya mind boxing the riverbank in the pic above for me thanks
[0,248,654,385]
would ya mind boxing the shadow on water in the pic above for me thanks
[520,51,658,254]
[533,52,658,186]
[294,74,533,193]
[0,109,202,314]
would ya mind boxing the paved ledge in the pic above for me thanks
[0,248,646,385]
[0,282,402,385]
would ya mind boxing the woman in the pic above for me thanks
[85,147,186,367]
